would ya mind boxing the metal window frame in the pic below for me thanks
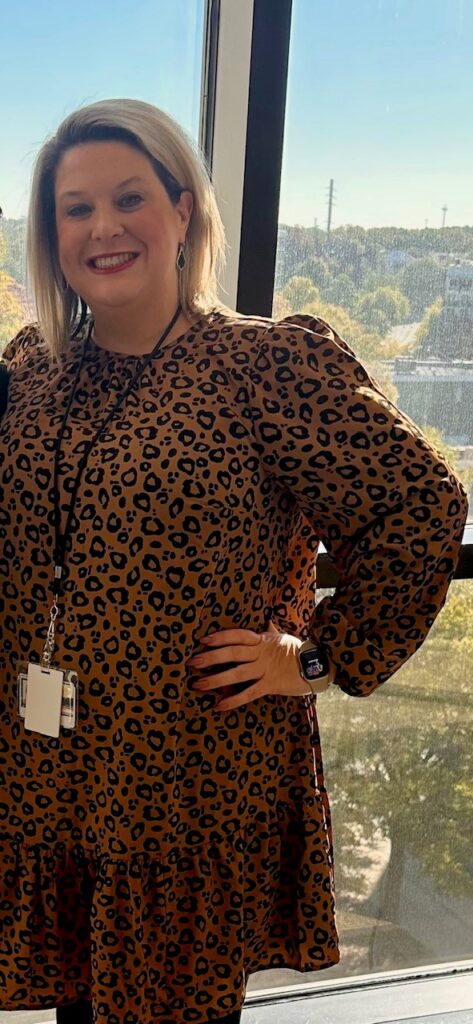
[243,960,473,1021]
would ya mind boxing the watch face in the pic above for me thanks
[300,646,329,680]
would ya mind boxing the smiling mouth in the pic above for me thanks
[87,253,140,272]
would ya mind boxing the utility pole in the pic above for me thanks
[326,179,336,239]
[441,205,447,228]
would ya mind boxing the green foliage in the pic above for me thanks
[363,268,400,293]
[293,252,361,315]
[0,229,24,343]
[277,223,473,335]
[326,233,379,288]
[321,273,359,314]
[355,224,473,258]
[296,255,332,292]
[354,286,411,334]
[0,271,24,344]
[318,577,473,918]
[0,217,27,285]
[398,257,445,319]
[281,275,320,310]
[415,297,444,347]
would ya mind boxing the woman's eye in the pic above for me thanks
[120,193,143,207]
[66,194,142,217]
[67,205,89,217]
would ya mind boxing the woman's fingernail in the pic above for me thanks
[200,633,216,644]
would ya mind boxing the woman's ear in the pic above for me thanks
[177,188,194,232]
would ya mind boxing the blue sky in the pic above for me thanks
[1,0,472,229]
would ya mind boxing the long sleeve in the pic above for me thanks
[236,312,469,698]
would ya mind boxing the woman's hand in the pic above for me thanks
[186,621,331,712]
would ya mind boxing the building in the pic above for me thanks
[392,356,473,447]
[417,259,473,360]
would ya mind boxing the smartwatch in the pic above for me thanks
[297,639,331,694]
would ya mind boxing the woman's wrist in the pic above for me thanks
[294,634,335,692]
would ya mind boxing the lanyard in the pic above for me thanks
[42,304,182,667]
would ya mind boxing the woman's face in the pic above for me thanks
[54,140,193,314]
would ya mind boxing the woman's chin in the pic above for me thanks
[82,286,145,311]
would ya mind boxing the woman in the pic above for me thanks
[0,98,468,1024]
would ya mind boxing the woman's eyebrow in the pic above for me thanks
[58,175,146,199]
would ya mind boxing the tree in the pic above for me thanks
[0,217,27,285]
[354,286,411,334]
[317,572,473,975]
[321,272,359,314]
[399,257,446,319]
[281,276,320,311]
[296,255,333,293]
[0,230,24,346]
[414,297,444,353]
[0,271,24,345]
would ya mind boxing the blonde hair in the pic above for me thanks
[26,98,232,359]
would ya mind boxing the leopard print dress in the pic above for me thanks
[0,310,468,1024]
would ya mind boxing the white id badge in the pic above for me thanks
[17,663,78,731]
[24,663,64,738]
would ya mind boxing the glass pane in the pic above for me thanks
[254,0,473,991]
[0,0,205,347]
[318,576,473,978]
[273,0,473,526]
[247,578,473,995]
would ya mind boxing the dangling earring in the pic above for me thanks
[176,242,186,271]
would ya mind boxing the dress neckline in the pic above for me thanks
[85,310,219,360]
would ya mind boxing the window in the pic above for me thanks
[273,0,473,524]
[247,0,473,991]
[0,0,206,347]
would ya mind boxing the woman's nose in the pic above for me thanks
[90,209,126,239]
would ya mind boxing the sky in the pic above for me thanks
[1,0,472,230]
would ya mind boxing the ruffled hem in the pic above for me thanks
[0,794,339,1024]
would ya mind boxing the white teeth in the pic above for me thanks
[92,253,137,269]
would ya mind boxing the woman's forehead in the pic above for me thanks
[55,142,154,196]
